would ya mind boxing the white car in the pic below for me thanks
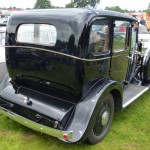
[0,26,7,83]
[138,24,150,49]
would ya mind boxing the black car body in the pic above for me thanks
[0,9,150,144]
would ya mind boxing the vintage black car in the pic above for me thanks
[0,9,150,144]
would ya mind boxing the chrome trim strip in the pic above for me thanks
[0,106,73,140]
[5,46,122,62]
[122,87,149,108]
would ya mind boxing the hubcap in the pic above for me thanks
[101,111,109,126]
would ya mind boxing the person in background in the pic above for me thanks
[140,16,146,26]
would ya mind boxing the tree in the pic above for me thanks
[66,0,75,8]
[148,3,150,10]
[66,3,75,8]
[8,6,12,9]
[146,3,150,12]
[143,3,150,12]
[105,6,126,13]
[74,0,100,8]
[34,0,52,9]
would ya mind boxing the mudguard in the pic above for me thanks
[142,45,150,83]
[65,78,122,143]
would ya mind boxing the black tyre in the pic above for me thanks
[143,59,150,83]
[87,94,114,144]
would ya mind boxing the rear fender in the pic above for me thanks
[66,79,122,143]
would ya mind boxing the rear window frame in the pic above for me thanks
[16,23,57,47]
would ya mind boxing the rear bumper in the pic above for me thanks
[0,106,73,140]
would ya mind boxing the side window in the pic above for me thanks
[17,24,57,46]
[89,21,110,55]
[131,26,137,49]
[131,23,138,49]
[113,21,131,52]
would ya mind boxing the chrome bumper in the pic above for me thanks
[0,106,73,140]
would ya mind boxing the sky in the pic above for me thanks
[0,0,149,11]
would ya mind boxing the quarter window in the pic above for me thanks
[113,21,131,52]
[17,24,57,46]
[89,21,110,55]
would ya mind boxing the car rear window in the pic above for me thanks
[17,24,57,46]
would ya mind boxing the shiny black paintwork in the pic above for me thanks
[2,9,140,143]
[5,9,137,99]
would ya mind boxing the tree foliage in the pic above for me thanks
[66,3,75,8]
[105,6,128,13]
[34,0,52,9]
[73,0,100,8]
[66,0,75,8]
[148,3,150,9]
[146,3,150,12]
[145,10,150,13]
[143,3,150,12]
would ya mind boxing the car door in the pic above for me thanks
[110,20,131,83]
[84,19,111,82]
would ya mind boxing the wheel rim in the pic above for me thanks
[101,110,109,126]
[93,100,111,136]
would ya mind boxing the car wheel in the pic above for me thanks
[87,94,114,144]
[143,59,150,83]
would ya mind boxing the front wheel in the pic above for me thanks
[87,94,114,144]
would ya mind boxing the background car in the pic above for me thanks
[138,24,150,49]
[0,27,6,62]
[0,26,7,83]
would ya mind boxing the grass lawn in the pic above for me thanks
[0,91,150,150]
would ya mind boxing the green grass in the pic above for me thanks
[0,91,150,150]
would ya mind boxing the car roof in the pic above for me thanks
[10,8,137,22]
[7,9,138,49]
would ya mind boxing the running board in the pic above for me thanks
[122,84,149,108]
